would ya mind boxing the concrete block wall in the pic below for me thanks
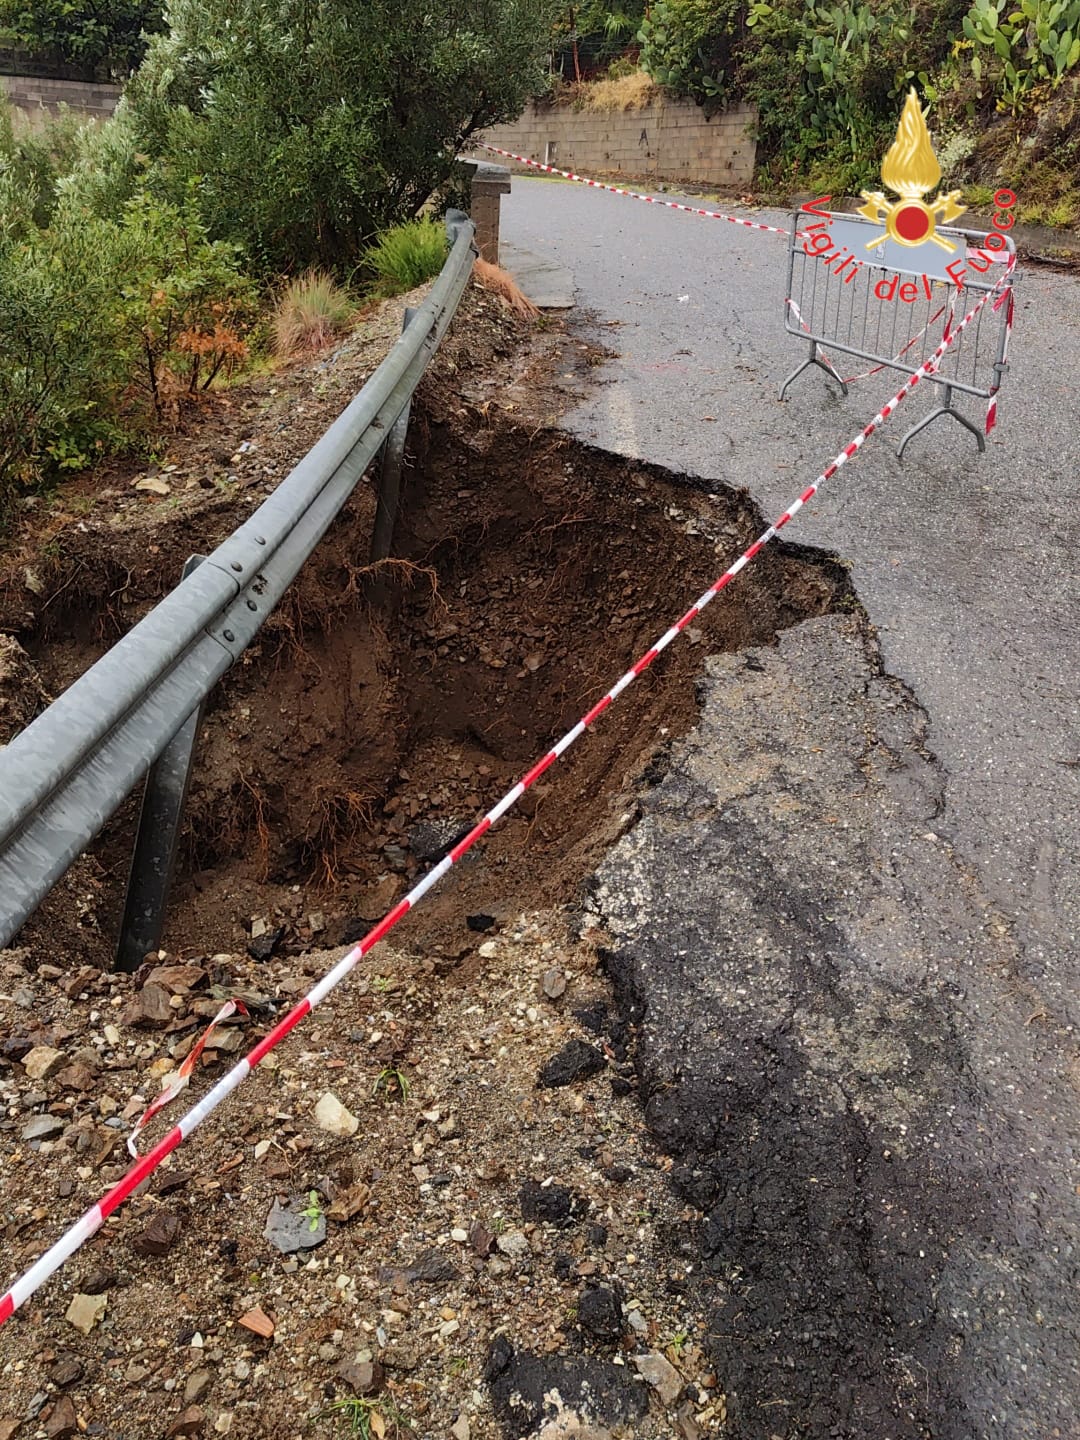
[1,76,121,129]
[475,96,757,189]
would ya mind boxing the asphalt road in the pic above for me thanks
[502,177,1080,1437]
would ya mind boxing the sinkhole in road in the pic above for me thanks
[12,409,852,963]
[163,415,852,960]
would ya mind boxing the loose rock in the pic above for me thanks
[633,1351,684,1406]
[183,1371,212,1406]
[21,1046,65,1081]
[336,1356,384,1396]
[43,1395,77,1439]
[314,1092,358,1138]
[166,1407,205,1437]
[263,1196,326,1253]
[64,1291,107,1335]
[537,1040,606,1089]
[21,1115,64,1142]
[132,1211,182,1257]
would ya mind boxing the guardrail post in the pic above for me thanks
[115,554,207,972]
[468,161,512,263]
[368,307,417,600]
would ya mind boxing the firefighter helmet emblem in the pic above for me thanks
[858,90,966,253]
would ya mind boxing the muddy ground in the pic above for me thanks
[0,279,858,1439]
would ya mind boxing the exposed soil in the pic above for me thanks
[1,275,854,1440]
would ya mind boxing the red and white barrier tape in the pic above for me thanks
[985,285,1014,434]
[785,294,955,386]
[0,261,1012,1332]
[478,142,791,237]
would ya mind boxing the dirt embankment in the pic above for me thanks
[0,280,855,1440]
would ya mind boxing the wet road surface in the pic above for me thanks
[502,177,1080,1437]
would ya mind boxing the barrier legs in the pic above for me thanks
[779,339,849,400]
[896,383,986,461]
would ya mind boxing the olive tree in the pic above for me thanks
[126,0,558,269]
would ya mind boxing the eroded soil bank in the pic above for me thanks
[0,286,864,1440]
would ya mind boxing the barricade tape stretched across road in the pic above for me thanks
[479,142,792,237]
[0,251,1013,1332]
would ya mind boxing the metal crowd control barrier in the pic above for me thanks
[0,213,477,965]
[780,209,1015,458]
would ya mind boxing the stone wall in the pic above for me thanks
[1,75,121,129]
[475,96,758,189]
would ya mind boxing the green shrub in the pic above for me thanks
[0,180,258,521]
[0,205,138,508]
[0,0,165,77]
[113,188,258,413]
[124,0,560,271]
[364,218,449,294]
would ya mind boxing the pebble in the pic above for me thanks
[214,1415,234,1435]
[314,1091,358,1137]
[542,967,567,999]
[496,1230,530,1258]
[478,941,498,958]
[627,1309,649,1334]
[22,1115,64,1141]
[451,1417,471,1440]
[22,1046,65,1081]
[64,1291,107,1334]
[450,1227,468,1243]
[183,1370,212,1405]
[633,1351,684,1405]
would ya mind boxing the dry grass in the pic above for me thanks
[273,270,355,360]
[472,259,540,319]
[574,70,658,112]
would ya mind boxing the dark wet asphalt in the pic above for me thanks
[501,178,1080,1436]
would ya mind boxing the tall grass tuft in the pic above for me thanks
[273,269,354,359]
[365,218,448,294]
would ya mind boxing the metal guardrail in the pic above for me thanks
[0,212,477,958]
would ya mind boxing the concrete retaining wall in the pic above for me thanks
[1,75,121,129]
[476,96,758,188]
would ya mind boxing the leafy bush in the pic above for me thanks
[0,177,256,517]
[0,204,137,505]
[364,218,449,294]
[113,189,257,414]
[0,0,165,77]
[964,0,1080,112]
[273,270,354,359]
[638,0,746,112]
[124,0,560,271]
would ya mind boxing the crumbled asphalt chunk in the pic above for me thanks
[247,925,285,962]
[519,1180,589,1227]
[601,1164,632,1183]
[572,1002,609,1034]
[485,1336,647,1437]
[408,818,466,863]
[377,1249,459,1286]
[263,1196,326,1254]
[466,913,496,933]
[537,1039,606,1088]
[49,1355,83,1388]
[577,1286,624,1345]
[585,1222,608,1249]
[132,1211,182,1257]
